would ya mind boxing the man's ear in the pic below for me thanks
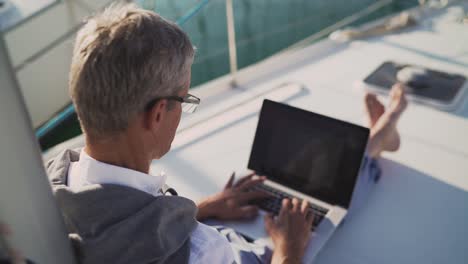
[144,99,167,131]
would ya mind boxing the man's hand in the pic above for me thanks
[196,172,269,221]
[265,198,314,264]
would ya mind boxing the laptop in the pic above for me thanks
[224,99,369,260]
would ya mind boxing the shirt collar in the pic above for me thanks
[78,149,166,196]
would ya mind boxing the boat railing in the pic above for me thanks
[1,0,424,145]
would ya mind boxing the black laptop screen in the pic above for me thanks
[248,100,369,208]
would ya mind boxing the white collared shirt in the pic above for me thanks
[68,149,235,264]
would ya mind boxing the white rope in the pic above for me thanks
[284,0,394,52]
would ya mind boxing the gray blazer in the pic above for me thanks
[46,149,197,264]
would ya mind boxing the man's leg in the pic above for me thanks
[213,226,272,264]
[365,84,407,158]
[349,84,407,215]
[348,155,382,216]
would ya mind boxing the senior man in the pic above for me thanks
[46,3,313,264]
[46,1,410,263]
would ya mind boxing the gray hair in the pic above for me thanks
[69,3,194,138]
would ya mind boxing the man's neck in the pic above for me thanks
[84,133,152,174]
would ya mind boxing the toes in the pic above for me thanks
[365,93,378,106]
[365,93,386,128]
[392,83,406,100]
[390,84,408,113]
[366,93,385,111]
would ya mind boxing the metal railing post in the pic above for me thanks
[225,0,238,87]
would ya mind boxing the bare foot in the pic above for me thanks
[364,93,385,127]
[365,91,401,152]
[365,92,400,152]
[366,84,407,158]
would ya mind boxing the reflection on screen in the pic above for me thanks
[265,126,344,195]
[248,100,369,208]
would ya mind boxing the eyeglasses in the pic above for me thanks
[145,93,201,113]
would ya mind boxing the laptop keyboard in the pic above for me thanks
[249,184,328,230]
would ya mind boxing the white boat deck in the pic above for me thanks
[44,3,468,263]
